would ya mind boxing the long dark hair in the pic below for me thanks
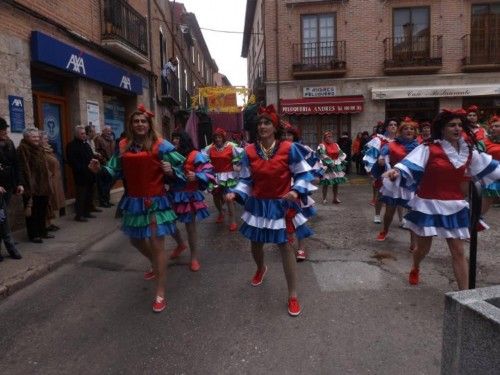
[431,111,477,146]
[172,130,194,157]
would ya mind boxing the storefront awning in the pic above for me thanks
[372,84,500,100]
[280,96,364,115]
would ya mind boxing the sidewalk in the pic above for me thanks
[0,205,120,299]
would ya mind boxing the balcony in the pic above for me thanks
[160,75,180,107]
[292,41,347,79]
[101,0,148,65]
[462,34,500,72]
[383,35,442,75]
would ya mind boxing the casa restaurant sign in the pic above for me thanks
[372,84,500,100]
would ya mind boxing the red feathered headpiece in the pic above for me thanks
[398,116,418,130]
[442,108,467,117]
[213,127,227,139]
[258,104,279,127]
[281,120,300,140]
[488,115,500,126]
[137,103,155,119]
[466,105,479,115]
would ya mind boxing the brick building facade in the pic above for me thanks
[0,0,218,202]
[242,0,500,148]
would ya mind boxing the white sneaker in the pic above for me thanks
[373,215,381,224]
[399,218,407,228]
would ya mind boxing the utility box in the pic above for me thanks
[441,286,500,374]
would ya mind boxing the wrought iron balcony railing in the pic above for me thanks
[462,33,500,70]
[102,0,148,57]
[383,35,442,71]
[160,75,180,106]
[292,41,346,76]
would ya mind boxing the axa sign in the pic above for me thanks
[120,76,132,91]
[66,54,87,75]
[11,98,23,108]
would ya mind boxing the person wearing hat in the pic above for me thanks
[0,117,23,260]
[384,109,500,290]
[482,115,500,214]
[416,121,431,144]
[363,118,398,223]
[202,127,243,231]
[226,105,320,316]
[317,130,347,204]
[465,105,487,143]
[372,117,419,248]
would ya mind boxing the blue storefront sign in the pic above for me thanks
[8,95,25,133]
[31,31,143,95]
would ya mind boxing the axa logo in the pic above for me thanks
[120,76,131,90]
[11,98,23,107]
[66,54,86,75]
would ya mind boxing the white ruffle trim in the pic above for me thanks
[216,171,239,182]
[435,139,469,168]
[290,159,312,174]
[241,212,285,229]
[234,182,251,196]
[407,196,469,215]
[380,177,414,200]
[405,221,470,239]
[323,171,345,179]
[293,179,318,192]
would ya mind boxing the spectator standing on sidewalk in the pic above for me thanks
[0,117,23,260]
[94,126,116,207]
[85,125,103,213]
[66,125,96,222]
[40,130,65,231]
[17,127,53,244]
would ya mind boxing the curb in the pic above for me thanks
[0,223,120,300]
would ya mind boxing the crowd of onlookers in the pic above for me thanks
[0,116,117,261]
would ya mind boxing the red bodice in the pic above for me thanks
[388,142,408,166]
[246,141,292,199]
[209,144,234,173]
[417,143,471,200]
[485,138,500,161]
[321,142,340,159]
[120,139,166,197]
[183,150,199,192]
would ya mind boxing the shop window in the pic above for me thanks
[103,95,126,140]
[385,98,438,123]
[288,114,347,149]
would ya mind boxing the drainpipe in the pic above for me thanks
[274,0,280,113]
[147,0,155,111]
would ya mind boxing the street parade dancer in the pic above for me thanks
[483,115,500,215]
[371,117,419,250]
[383,109,500,290]
[466,105,487,143]
[282,122,323,262]
[317,131,347,204]
[416,121,431,144]
[363,119,398,223]
[203,127,242,232]
[168,131,215,272]
[89,105,185,313]
[226,105,319,316]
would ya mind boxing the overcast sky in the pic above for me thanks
[177,0,248,87]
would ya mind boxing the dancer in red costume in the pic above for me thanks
[465,105,487,143]
[483,115,500,213]
[317,131,347,204]
[169,131,215,272]
[226,105,319,316]
[384,109,500,290]
[203,128,242,231]
[372,117,419,250]
[363,118,397,223]
[90,105,185,313]
[416,121,431,144]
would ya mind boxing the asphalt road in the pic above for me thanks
[1,181,499,374]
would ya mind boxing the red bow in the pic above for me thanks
[402,116,414,123]
[466,105,478,114]
[442,108,467,116]
[137,103,155,118]
[488,115,500,125]
[258,104,279,126]
[213,127,227,138]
